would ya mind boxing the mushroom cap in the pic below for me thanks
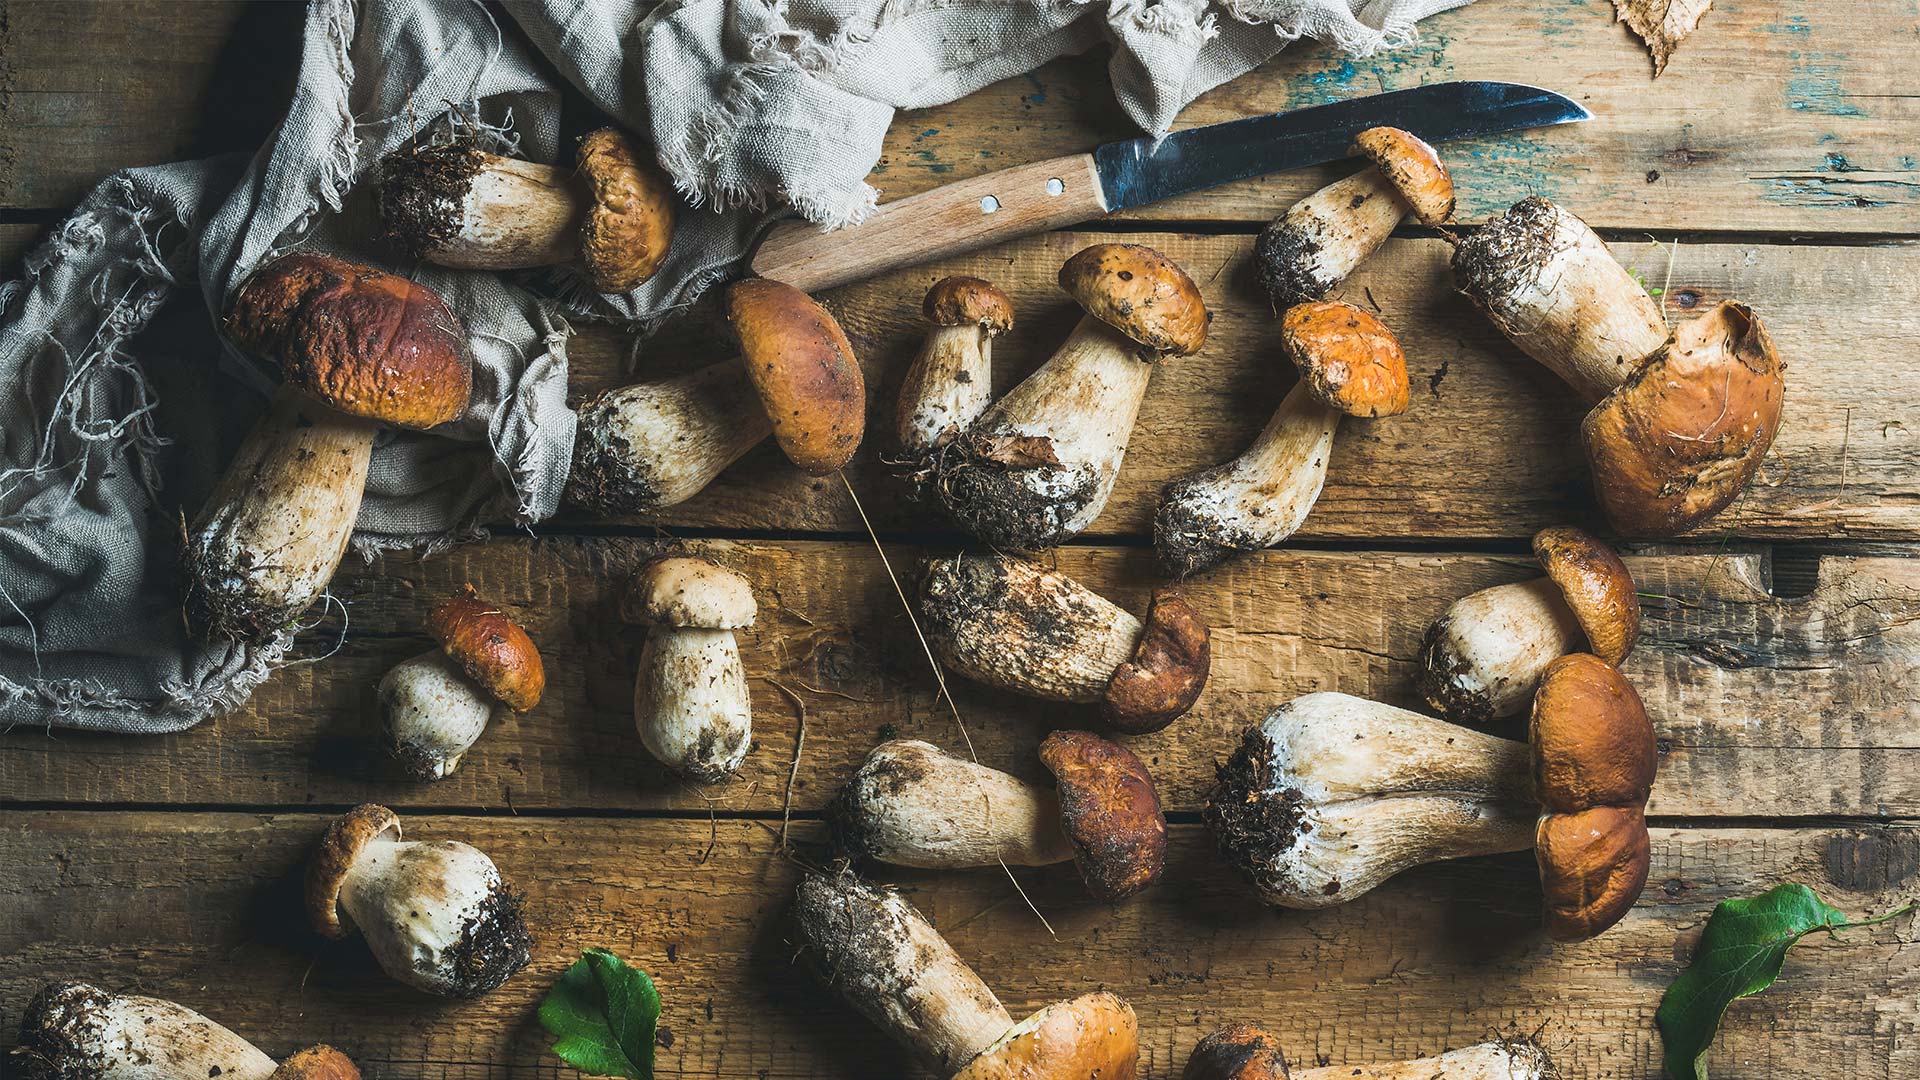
[1038,730,1167,902]
[952,991,1139,1080]
[305,803,401,939]
[1057,243,1209,356]
[1101,591,1211,734]
[1351,126,1455,225]
[271,1047,362,1080]
[1279,301,1411,418]
[1582,301,1785,537]
[426,584,545,712]
[623,555,757,629]
[1537,805,1652,942]
[1533,526,1640,666]
[924,276,1014,334]
[726,278,867,474]
[227,253,473,430]
[1183,1022,1288,1080]
[574,127,676,292]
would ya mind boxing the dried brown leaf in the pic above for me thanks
[974,433,1061,468]
[1614,0,1714,77]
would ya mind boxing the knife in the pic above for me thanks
[749,81,1588,293]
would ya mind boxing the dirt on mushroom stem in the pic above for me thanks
[1203,734,1311,886]
[930,437,1103,552]
[441,879,533,998]
[377,137,487,259]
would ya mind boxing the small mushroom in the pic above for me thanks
[1184,1023,1555,1080]
[13,981,360,1080]
[917,553,1210,735]
[306,804,532,996]
[897,276,1013,459]
[1453,196,1785,536]
[1156,300,1410,577]
[184,255,472,643]
[1254,127,1454,310]
[935,244,1207,551]
[379,584,546,779]
[793,871,1139,1079]
[829,732,1167,902]
[1205,653,1655,940]
[379,128,675,292]
[1418,526,1639,724]
[622,556,756,782]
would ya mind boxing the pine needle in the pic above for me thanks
[766,678,809,854]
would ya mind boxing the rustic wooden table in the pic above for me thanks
[2,2,1916,1078]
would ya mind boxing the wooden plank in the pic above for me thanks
[1,812,1914,1080]
[5,541,1914,819]
[576,234,1920,541]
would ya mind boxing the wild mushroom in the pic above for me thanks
[917,553,1210,735]
[379,584,546,779]
[567,278,863,513]
[622,555,756,782]
[934,243,1207,551]
[1156,300,1410,577]
[13,982,360,1080]
[379,127,674,292]
[1184,1023,1555,1080]
[1453,196,1785,536]
[1417,526,1639,724]
[306,804,532,996]
[183,254,472,643]
[897,276,1013,460]
[829,732,1167,902]
[1254,127,1454,310]
[1205,653,1656,940]
[793,871,1139,1079]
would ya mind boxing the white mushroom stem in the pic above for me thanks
[1420,578,1585,721]
[1295,1041,1555,1080]
[569,360,775,513]
[635,626,752,782]
[834,741,1074,868]
[379,649,496,780]
[1264,169,1410,302]
[423,155,584,269]
[794,874,1014,1074]
[898,323,995,456]
[15,983,278,1080]
[920,555,1141,704]
[338,828,516,996]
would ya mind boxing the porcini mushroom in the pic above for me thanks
[622,555,756,782]
[829,732,1167,902]
[1254,127,1454,310]
[1184,1022,1555,1080]
[306,804,532,996]
[897,276,1013,460]
[13,981,360,1080]
[934,243,1207,551]
[1205,653,1656,940]
[793,871,1139,1079]
[379,127,674,293]
[183,255,473,643]
[379,584,546,779]
[1156,300,1410,577]
[917,553,1210,735]
[1453,196,1785,536]
[727,278,867,474]
[1418,526,1639,724]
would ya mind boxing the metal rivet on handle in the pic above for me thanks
[980,195,1000,213]
[1046,178,1065,196]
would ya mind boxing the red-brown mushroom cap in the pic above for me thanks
[726,278,867,474]
[427,584,545,712]
[1101,591,1211,734]
[1183,1023,1289,1080]
[1351,126,1455,226]
[1582,301,1785,537]
[1537,805,1652,942]
[271,1046,363,1080]
[1038,730,1167,903]
[952,991,1139,1080]
[575,127,676,292]
[924,276,1014,334]
[1533,526,1640,667]
[1279,301,1411,418]
[227,253,473,430]
[1057,243,1209,356]
[305,803,400,939]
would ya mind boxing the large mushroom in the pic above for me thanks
[1205,653,1656,940]
[13,982,359,1080]
[379,127,674,293]
[306,804,532,996]
[934,243,1207,551]
[1418,526,1639,724]
[1184,1023,1554,1080]
[793,871,1139,1079]
[1254,127,1455,310]
[1452,196,1785,536]
[1156,300,1410,577]
[897,276,1013,461]
[622,555,756,782]
[829,732,1167,902]
[567,278,864,513]
[379,584,545,780]
[917,553,1210,735]
[183,254,472,643]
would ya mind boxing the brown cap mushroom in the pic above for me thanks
[1183,1023,1287,1080]
[624,555,757,781]
[575,127,677,292]
[1282,300,1411,419]
[427,584,546,712]
[951,991,1139,1080]
[924,275,1015,333]
[270,1047,361,1080]
[380,585,545,780]
[1101,592,1212,733]
[726,278,867,474]
[1039,730,1168,901]
[898,277,1014,460]
[1351,127,1455,226]
[1057,243,1209,356]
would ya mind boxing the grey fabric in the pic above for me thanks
[0,0,1469,734]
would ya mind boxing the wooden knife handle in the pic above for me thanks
[748,153,1108,293]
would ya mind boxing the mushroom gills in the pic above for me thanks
[1417,576,1587,724]
[379,649,496,780]
[14,982,279,1080]
[568,361,775,514]
[337,832,530,997]
[634,626,752,782]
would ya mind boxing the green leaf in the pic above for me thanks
[538,948,661,1080]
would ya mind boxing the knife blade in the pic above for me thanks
[749,81,1588,293]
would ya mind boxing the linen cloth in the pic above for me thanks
[0,0,1469,733]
